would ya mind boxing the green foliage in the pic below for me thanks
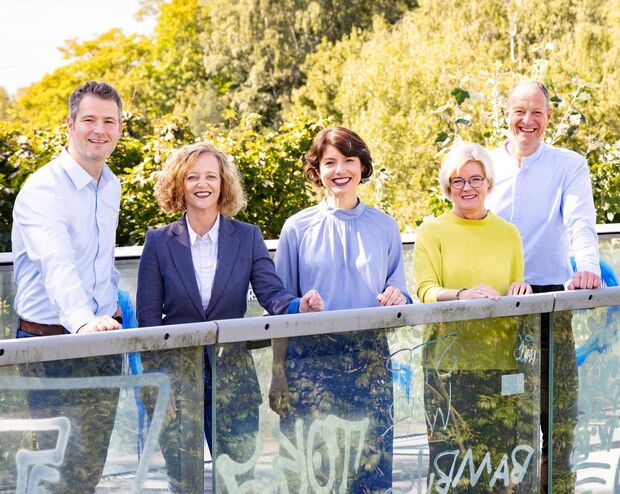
[13,30,156,129]
[1,0,619,255]
[201,112,325,238]
[118,111,324,246]
[117,114,197,246]
[0,87,10,121]
[200,0,416,126]
[589,140,620,223]
[427,75,618,223]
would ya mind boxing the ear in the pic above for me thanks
[66,115,74,132]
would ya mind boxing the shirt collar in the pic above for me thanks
[319,197,366,219]
[59,147,113,190]
[187,214,220,246]
[503,139,546,168]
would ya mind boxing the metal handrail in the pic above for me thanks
[1,287,618,366]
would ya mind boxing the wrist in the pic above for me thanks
[456,288,467,300]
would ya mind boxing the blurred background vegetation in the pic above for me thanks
[1,0,619,249]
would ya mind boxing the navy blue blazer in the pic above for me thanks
[136,215,295,328]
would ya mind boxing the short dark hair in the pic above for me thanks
[304,126,373,186]
[69,81,123,121]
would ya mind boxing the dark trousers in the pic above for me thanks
[16,328,121,494]
[531,285,578,493]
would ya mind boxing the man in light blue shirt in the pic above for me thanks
[486,80,600,288]
[12,81,123,493]
[486,80,600,493]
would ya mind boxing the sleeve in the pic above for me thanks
[413,222,444,303]
[250,225,296,315]
[509,225,525,286]
[13,183,94,332]
[562,158,600,275]
[385,217,413,303]
[136,230,165,327]
[274,219,301,297]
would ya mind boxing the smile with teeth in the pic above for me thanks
[194,191,212,198]
[332,177,352,186]
[518,126,536,133]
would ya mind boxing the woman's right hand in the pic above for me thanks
[269,367,293,417]
[300,289,324,312]
[508,281,532,295]
[459,284,501,301]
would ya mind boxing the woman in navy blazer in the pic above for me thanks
[137,142,322,491]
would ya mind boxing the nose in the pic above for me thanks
[522,111,535,123]
[334,160,346,173]
[93,120,105,133]
[462,180,474,190]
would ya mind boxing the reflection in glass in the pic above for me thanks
[0,347,203,493]
[213,318,542,493]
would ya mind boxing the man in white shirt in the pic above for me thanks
[486,80,600,492]
[12,81,123,493]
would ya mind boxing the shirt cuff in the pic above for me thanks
[574,261,601,277]
[65,309,96,334]
[287,299,301,314]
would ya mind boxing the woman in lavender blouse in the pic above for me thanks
[269,127,411,491]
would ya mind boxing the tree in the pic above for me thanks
[200,0,417,126]
[0,87,10,121]
[291,0,620,227]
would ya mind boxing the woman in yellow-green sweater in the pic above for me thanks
[414,142,533,492]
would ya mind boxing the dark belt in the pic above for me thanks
[19,319,66,336]
[19,314,123,336]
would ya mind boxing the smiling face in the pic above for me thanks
[67,94,122,171]
[506,84,551,157]
[449,160,489,220]
[319,144,362,209]
[183,153,222,217]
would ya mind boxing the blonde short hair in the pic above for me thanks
[438,142,495,199]
[154,142,247,216]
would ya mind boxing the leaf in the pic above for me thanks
[435,132,449,143]
[450,87,470,105]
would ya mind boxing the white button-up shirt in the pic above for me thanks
[12,148,121,333]
[187,215,220,312]
[486,141,600,285]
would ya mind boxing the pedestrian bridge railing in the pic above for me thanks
[0,224,618,493]
[0,287,618,493]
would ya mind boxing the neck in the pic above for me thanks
[186,209,218,236]
[67,145,104,181]
[507,139,541,166]
[326,193,358,210]
[452,207,488,221]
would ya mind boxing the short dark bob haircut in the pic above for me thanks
[304,126,373,186]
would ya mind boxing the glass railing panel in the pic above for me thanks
[213,315,541,493]
[557,303,620,493]
[599,236,620,285]
[0,346,204,493]
[0,265,17,340]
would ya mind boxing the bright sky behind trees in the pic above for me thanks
[0,0,153,94]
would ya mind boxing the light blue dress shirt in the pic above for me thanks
[12,148,121,333]
[275,199,411,310]
[486,141,600,285]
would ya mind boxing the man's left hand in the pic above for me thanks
[567,270,601,290]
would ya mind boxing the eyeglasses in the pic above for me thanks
[449,175,487,190]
